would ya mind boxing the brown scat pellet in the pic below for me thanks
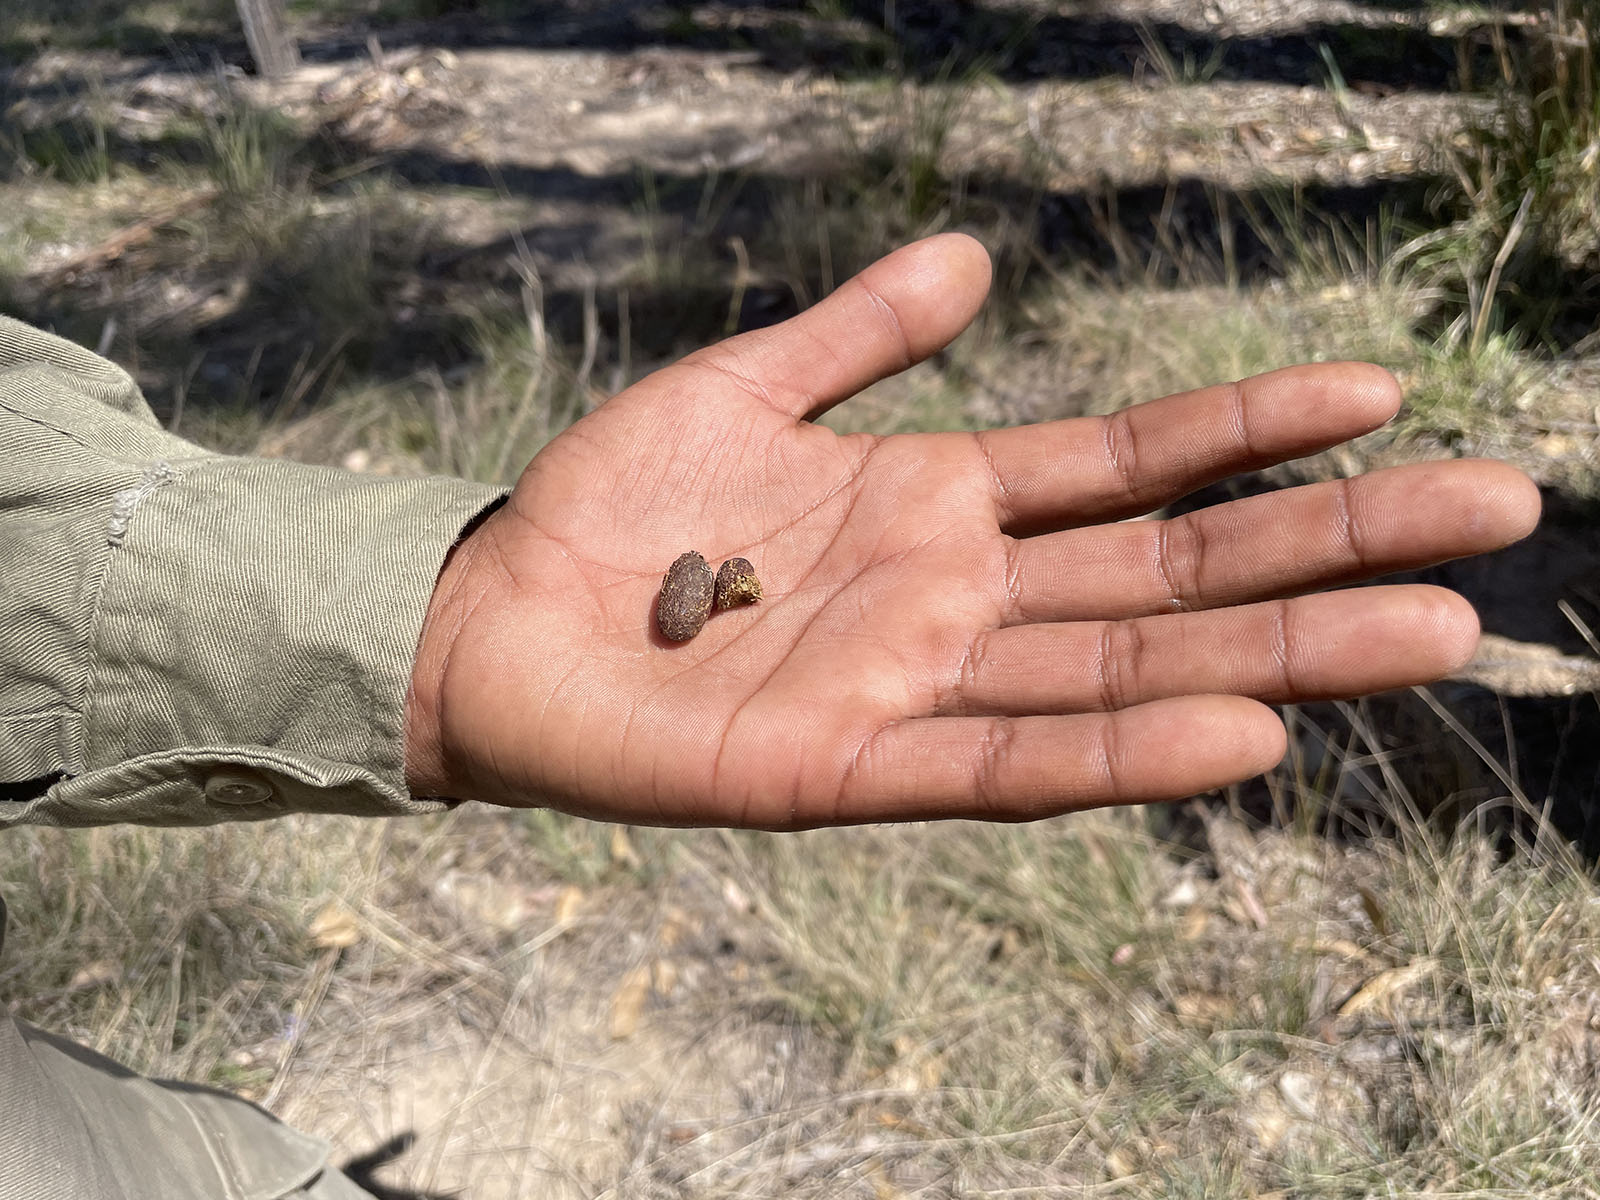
[714,558,763,610]
[656,551,715,641]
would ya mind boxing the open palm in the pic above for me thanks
[403,235,1539,828]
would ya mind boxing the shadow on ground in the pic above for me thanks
[4,89,1451,418]
[341,1134,456,1200]
[4,0,1512,91]
[1171,478,1600,854]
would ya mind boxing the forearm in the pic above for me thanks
[0,317,503,827]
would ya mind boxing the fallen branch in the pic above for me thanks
[35,189,220,288]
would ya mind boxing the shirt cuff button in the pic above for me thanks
[204,770,273,806]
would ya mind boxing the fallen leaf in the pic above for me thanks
[1312,938,1374,962]
[657,904,695,948]
[721,876,754,913]
[309,900,361,949]
[875,1111,936,1137]
[652,957,678,997]
[864,1160,904,1200]
[1278,1066,1367,1124]
[609,964,652,1039]
[1278,1069,1320,1119]
[1229,878,1269,929]
[610,825,642,869]
[1180,905,1210,941]
[433,869,535,932]
[1105,1146,1136,1179]
[1357,885,1389,937]
[1244,1100,1289,1152]
[993,925,1024,959]
[1339,958,1435,1020]
[1173,992,1233,1027]
[67,960,119,991]
[554,885,584,924]
[1535,432,1574,457]
[1160,876,1200,908]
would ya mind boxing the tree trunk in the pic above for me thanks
[236,0,300,79]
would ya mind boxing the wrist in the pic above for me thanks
[404,502,505,800]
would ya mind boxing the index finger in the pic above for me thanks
[968,363,1403,535]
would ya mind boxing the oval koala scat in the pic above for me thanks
[714,557,763,610]
[656,551,715,641]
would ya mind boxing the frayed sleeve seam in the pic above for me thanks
[107,460,179,546]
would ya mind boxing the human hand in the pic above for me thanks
[403,235,1539,828]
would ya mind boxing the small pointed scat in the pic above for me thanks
[656,551,715,641]
[714,558,763,609]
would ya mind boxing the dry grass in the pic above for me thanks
[8,707,1600,1196]
[1420,1,1600,352]
[675,785,1600,1197]
[0,818,378,1086]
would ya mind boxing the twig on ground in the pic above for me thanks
[35,190,221,288]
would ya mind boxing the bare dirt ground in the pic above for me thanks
[276,817,836,1199]
[1,0,1503,378]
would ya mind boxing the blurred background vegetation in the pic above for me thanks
[5,2,1600,1196]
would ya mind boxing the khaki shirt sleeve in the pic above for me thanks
[0,316,506,827]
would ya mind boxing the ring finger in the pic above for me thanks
[945,585,1479,716]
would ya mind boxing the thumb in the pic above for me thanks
[674,233,993,422]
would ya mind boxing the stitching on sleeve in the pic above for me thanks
[107,460,178,546]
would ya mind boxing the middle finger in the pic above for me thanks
[1004,459,1536,624]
